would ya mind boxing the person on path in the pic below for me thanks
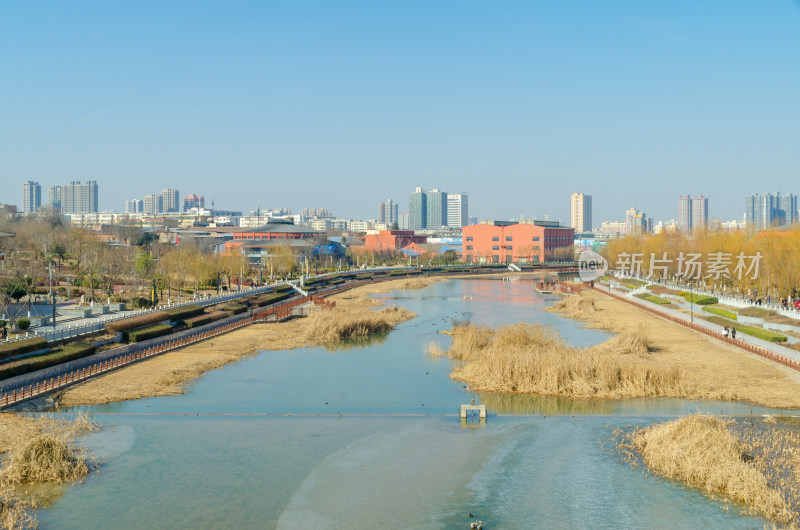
[723,327,729,338]
[731,327,737,340]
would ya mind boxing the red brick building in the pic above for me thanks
[462,220,574,264]
[364,230,427,254]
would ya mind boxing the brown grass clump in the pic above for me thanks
[592,327,651,357]
[618,414,795,524]
[546,292,600,322]
[0,412,101,529]
[429,322,687,398]
[304,305,415,343]
[0,434,89,486]
[398,278,438,290]
[0,412,98,487]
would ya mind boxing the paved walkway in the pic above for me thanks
[595,282,800,369]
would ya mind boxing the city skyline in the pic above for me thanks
[2,3,800,223]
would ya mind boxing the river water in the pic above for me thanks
[38,278,792,528]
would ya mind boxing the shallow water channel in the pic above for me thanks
[39,278,795,528]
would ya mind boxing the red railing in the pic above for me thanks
[0,292,326,408]
[0,274,460,408]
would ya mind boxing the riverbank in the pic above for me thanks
[55,277,435,406]
[616,414,800,525]
[0,412,99,529]
[546,291,800,408]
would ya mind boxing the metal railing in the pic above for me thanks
[2,282,291,344]
[0,293,314,408]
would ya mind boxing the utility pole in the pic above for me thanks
[49,261,56,329]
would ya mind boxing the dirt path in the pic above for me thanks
[550,290,800,408]
[57,277,438,406]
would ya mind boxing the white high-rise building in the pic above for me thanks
[47,186,62,211]
[446,193,468,228]
[22,181,41,215]
[160,189,180,213]
[570,193,592,232]
[61,181,98,214]
[125,199,143,213]
[142,194,163,215]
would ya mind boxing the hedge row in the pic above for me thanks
[705,316,787,342]
[0,336,48,361]
[273,285,294,293]
[738,306,776,318]
[635,294,672,305]
[252,292,292,307]
[221,304,248,315]
[0,343,97,380]
[677,292,718,305]
[128,324,174,343]
[165,304,205,321]
[106,311,169,333]
[184,311,229,329]
[702,307,738,320]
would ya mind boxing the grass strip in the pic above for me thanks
[703,307,738,320]
[705,316,787,342]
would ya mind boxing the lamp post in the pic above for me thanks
[689,281,694,323]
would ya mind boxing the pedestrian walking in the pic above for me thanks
[731,327,737,340]
[723,327,729,338]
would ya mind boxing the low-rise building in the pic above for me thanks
[364,230,428,254]
[461,220,574,264]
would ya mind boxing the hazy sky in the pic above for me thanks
[2,1,800,225]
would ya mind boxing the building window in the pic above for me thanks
[466,236,473,242]
[492,255,500,263]
[492,245,500,251]
[492,236,500,241]
[466,245,473,250]
[533,236,540,241]
[505,236,513,241]
[505,245,512,251]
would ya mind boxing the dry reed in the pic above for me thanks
[428,322,688,398]
[617,414,796,524]
[546,293,601,323]
[0,412,100,529]
[0,491,36,530]
[303,305,415,344]
[398,278,437,290]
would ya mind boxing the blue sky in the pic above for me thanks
[2,1,800,225]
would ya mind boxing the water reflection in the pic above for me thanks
[319,332,389,352]
[480,393,617,415]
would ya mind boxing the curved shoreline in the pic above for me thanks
[544,291,800,409]
[55,277,437,407]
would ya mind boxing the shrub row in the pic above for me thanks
[184,311,229,328]
[676,292,718,305]
[702,307,738,320]
[106,311,169,333]
[165,304,205,321]
[635,294,672,305]
[127,323,174,343]
[221,304,248,315]
[705,316,787,342]
[252,292,292,307]
[273,285,294,293]
[0,343,97,380]
[0,336,48,361]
